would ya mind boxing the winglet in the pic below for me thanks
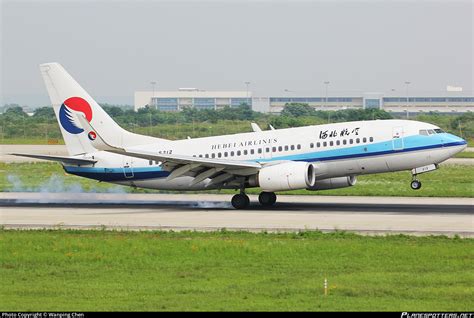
[74,113,122,152]
[251,123,262,132]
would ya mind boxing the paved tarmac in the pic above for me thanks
[1,145,68,163]
[1,193,472,237]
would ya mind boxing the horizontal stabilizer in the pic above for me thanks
[10,153,97,166]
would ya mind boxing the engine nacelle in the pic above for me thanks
[306,176,357,191]
[255,162,316,192]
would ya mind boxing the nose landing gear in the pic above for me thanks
[410,179,422,190]
[409,164,438,191]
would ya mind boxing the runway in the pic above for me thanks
[1,193,472,237]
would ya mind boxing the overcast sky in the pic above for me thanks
[1,0,473,106]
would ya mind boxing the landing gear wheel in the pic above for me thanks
[258,192,277,207]
[231,193,250,209]
[410,180,422,190]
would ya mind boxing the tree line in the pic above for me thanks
[1,103,472,141]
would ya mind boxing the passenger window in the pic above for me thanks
[363,137,367,143]
[237,150,241,156]
[369,137,374,142]
[272,147,277,152]
[310,143,314,148]
[244,150,248,155]
[284,145,289,151]
[343,140,347,145]
[224,152,228,157]
[149,160,152,165]
[290,145,295,150]
[266,147,270,153]
[278,146,282,152]
[323,141,327,147]
[258,148,262,154]
[350,139,353,144]
[317,142,321,148]
[211,153,215,158]
[356,138,360,143]
[218,153,222,158]
[250,149,254,155]
[231,151,234,156]
[297,144,301,150]
[205,154,209,158]
[330,141,334,146]
[199,155,202,158]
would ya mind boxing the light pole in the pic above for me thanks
[324,81,330,122]
[244,81,251,106]
[405,81,411,119]
[150,81,157,110]
[324,81,330,111]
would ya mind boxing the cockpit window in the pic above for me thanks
[420,128,445,136]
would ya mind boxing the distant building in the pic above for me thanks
[134,89,251,112]
[134,90,474,114]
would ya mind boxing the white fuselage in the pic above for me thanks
[64,119,467,191]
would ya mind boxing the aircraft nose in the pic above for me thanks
[448,133,467,144]
[447,133,467,152]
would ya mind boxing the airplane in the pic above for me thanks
[13,63,467,209]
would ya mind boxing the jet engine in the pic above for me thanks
[250,162,316,192]
[306,176,357,191]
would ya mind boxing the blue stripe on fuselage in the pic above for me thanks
[63,134,466,182]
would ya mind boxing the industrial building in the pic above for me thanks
[134,89,251,112]
[135,90,474,114]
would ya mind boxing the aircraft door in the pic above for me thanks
[123,156,134,179]
[392,127,404,150]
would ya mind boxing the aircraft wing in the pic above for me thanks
[10,153,97,166]
[75,114,262,186]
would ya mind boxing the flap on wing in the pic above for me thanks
[10,153,97,166]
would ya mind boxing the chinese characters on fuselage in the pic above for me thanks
[319,127,360,140]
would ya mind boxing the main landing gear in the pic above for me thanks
[258,192,277,207]
[231,192,250,209]
[231,191,278,209]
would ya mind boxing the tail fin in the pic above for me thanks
[40,62,165,155]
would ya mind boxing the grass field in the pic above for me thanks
[0,230,472,311]
[0,138,65,145]
[454,151,474,159]
[1,162,473,197]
